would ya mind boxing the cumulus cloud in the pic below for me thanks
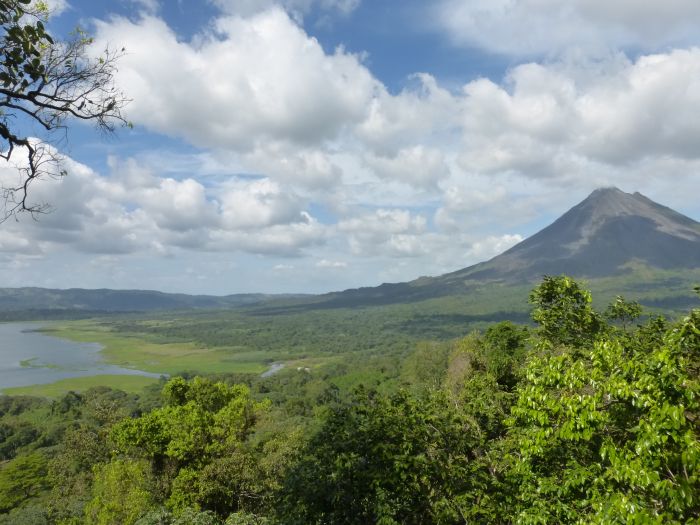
[242,143,343,189]
[218,178,308,230]
[5,2,698,294]
[435,0,700,56]
[0,152,326,258]
[364,146,450,190]
[93,9,377,152]
[356,73,459,155]
[44,0,70,16]
[458,50,700,182]
[435,186,510,231]
[208,214,324,255]
[338,209,431,257]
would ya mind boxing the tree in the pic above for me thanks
[84,459,154,525]
[604,295,643,332]
[0,0,127,220]
[108,378,271,518]
[0,451,48,511]
[279,387,490,524]
[507,281,700,523]
[529,275,603,348]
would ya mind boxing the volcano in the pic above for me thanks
[453,187,700,282]
[319,188,700,307]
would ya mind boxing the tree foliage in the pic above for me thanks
[84,459,154,525]
[107,377,272,519]
[605,294,643,331]
[508,287,700,523]
[0,451,48,512]
[529,275,603,348]
[280,387,491,524]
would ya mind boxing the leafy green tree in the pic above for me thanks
[84,459,154,525]
[445,327,527,444]
[0,503,49,525]
[529,275,603,348]
[280,387,489,524]
[0,451,48,512]
[0,0,127,220]
[401,340,452,389]
[605,295,643,331]
[481,321,529,390]
[132,508,270,525]
[507,289,700,523]
[46,426,110,522]
[134,508,173,525]
[224,512,270,525]
[108,378,270,517]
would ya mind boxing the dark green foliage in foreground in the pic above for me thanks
[508,309,700,523]
[1,275,699,524]
[280,388,489,524]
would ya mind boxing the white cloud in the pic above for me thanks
[0,152,326,258]
[364,146,450,189]
[435,0,700,56]
[465,234,524,261]
[93,9,377,152]
[458,49,700,183]
[356,74,459,155]
[4,3,699,294]
[218,178,308,230]
[316,258,347,268]
[241,143,343,189]
[44,0,70,16]
[0,230,43,254]
[208,214,325,255]
[338,209,430,257]
[435,185,510,231]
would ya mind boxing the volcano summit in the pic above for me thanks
[457,187,700,282]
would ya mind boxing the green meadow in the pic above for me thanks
[3,375,159,397]
[40,321,271,377]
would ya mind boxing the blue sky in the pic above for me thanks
[1,0,700,294]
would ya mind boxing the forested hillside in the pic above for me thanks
[1,277,698,524]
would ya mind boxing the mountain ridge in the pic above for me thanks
[0,286,307,313]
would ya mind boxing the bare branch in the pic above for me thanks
[0,3,129,220]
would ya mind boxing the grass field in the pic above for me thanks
[3,374,160,397]
[39,321,271,376]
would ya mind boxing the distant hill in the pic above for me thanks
[0,287,304,314]
[314,188,700,308]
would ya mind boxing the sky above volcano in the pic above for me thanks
[1,0,700,294]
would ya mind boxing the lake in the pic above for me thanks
[0,322,160,391]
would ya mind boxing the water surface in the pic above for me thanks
[0,322,160,391]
